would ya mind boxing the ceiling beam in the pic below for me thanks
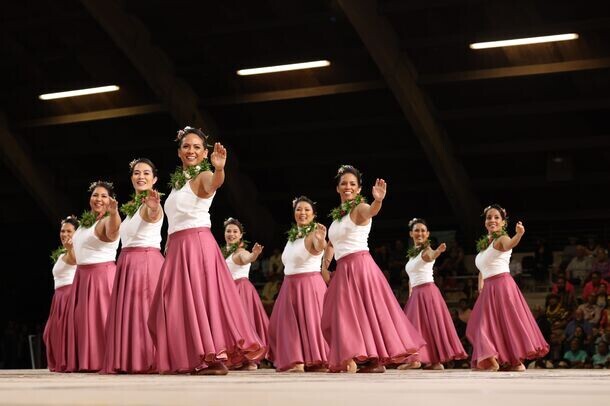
[338,0,480,238]
[402,17,610,49]
[441,98,610,120]
[79,0,278,242]
[419,57,610,84]
[202,80,386,106]
[0,113,71,223]
[19,104,166,127]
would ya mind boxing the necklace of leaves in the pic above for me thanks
[79,210,109,228]
[50,246,67,263]
[222,240,249,259]
[406,240,431,259]
[120,190,164,218]
[476,229,508,252]
[287,222,317,242]
[169,160,211,190]
[329,194,366,221]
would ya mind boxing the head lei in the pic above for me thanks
[88,180,115,198]
[482,204,508,220]
[175,126,212,147]
[292,196,317,213]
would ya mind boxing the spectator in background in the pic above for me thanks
[552,275,576,311]
[578,294,602,327]
[533,238,553,282]
[592,248,610,282]
[592,341,610,368]
[545,293,569,329]
[596,284,608,309]
[268,248,284,277]
[560,338,588,369]
[582,271,608,301]
[561,237,578,268]
[457,299,472,323]
[566,245,592,286]
[564,309,593,338]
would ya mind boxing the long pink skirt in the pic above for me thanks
[43,284,72,372]
[148,227,265,373]
[65,261,116,372]
[321,251,426,372]
[268,272,329,371]
[234,277,269,358]
[466,273,549,369]
[404,282,467,364]
[102,247,163,373]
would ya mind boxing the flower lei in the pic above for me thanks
[329,194,366,221]
[50,246,66,263]
[287,222,317,242]
[79,210,108,228]
[221,240,249,259]
[407,240,431,259]
[476,229,508,252]
[169,160,211,190]
[120,190,164,218]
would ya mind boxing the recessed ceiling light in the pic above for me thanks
[39,85,120,100]
[470,33,578,49]
[237,60,330,76]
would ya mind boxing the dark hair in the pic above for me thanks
[335,164,362,186]
[88,180,116,199]
[482,204,507,220]
[292,195,317,215]
[224,217,244,234]
[175,126,210,147]
[61,214,79,229]
[129,158,158,177]
[408,217,427,231]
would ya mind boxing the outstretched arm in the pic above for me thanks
[494,221,525,252]
[352,178,387,225]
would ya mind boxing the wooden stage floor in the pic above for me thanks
[1,368,609,405]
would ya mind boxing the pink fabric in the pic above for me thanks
[403,282,467,364]
[268,272,329,371]
[43,285,72,372]
[148,227,265,373]
[102,247,163,373]
[321,251,425,372]
[65,261,116,372]
[234,278,269,358]
[466,273,549,369]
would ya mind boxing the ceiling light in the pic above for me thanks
[237,60,330,76]
[469,33,578,50]
[39,85,120,100]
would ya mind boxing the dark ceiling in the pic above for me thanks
[2,0,610,274]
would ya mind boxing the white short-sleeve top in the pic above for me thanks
[281,237,323,276]
[226,253,251,280]
[119,207,163,249]
[52,254,77,289]
[405,251,435,287]
[475,242,512,279]
[164,181,214,234]
[72,221,119,265]
[328,215,370,261]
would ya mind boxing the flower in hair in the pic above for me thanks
[337,164,354,175]
[292,197,298,208]
[129,159,139,171]
[88,181,113,192]
[408,218,419,228]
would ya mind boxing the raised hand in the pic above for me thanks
[103,197,119,218]
[372,178,387,201]
[252,242,264,256]
[144,189,161,210]
[437,242,447,253]
[64,237,73,250]
[515,221,525,235]
[210,142,227,170]
[314,223,327,240]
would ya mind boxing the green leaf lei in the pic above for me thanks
[79,210,108,228]
[329,194,366,221]
[169,160,211,190]
[120,190,164,218]
[407,240,431,259]
[221,240,249,259]
[50,246,67,263]
[476,229,508,252]
[287,222,317,242]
